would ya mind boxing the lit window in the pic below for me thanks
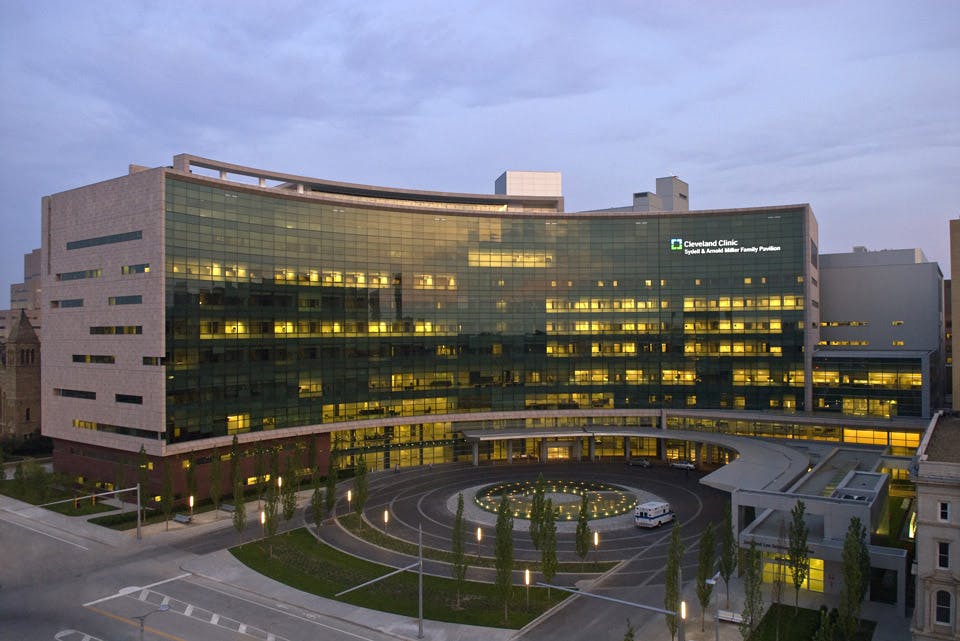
[744,277,752,285]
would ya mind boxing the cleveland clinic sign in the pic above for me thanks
[670,237,781,256]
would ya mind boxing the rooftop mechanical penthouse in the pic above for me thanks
[42,155,931,488]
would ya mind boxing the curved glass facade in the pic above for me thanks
[164,177,811,444]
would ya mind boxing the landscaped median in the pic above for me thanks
[231,527,569,629]
[338,512,616,573]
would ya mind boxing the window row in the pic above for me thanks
[66,230,142,250]
[54,388,143,404]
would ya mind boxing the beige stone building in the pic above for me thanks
[912,413,960,640]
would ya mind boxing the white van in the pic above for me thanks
[634,501,674,528]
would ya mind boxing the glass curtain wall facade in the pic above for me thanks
[164,177,811,446]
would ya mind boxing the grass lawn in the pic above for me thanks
[0,479,117,517]
[232,527,568,629]
[337,512,616,573]
[750,603,876,641]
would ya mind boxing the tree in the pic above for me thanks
[229,435,240,490]
[811,605,836,641]
[838,516,869,641]
[494,493,515,624]
[718,503,738,608]
[696,522,716,632]
[13,461,25,497]
[352,456,369,527]
[160,460,174,531]
[253,446,266,508]
[209,448,223,518]
[529,473,546,550]
[324,452,339,517]
[306,435,317,478]
[540,498,558,597]
[665,519,683,640]
[264,483,279,538]
[185,457,197,508]
[622,619,636,641]
[310,482,324,534]
[281,457,297,521]
[788,500,810,614]
[739,539,764,639]
[575,493,591,570]
[451,492,468,608]
[137,445,150,521]
[232,479,247,540]
[772,521,787,641]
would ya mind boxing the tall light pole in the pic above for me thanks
[383,508,389,534]
[524,568,531,610]
[260,510,266,537]
[679,599,687,641]
[593,530,600,566]
[134,603,170,641]
[188,494,194,516]
[346,489,352,517]
[476,526,482,559]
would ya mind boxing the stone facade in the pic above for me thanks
[0,310,41,441]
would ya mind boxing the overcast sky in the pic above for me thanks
[1,1,957,301]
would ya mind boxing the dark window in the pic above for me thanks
[938,542,950,569]
[936,590,952,624]
[66,230,142,250]
[142,356,166,366]
[108,295,142,305]
[115,394,143,404]
[940,501,950,521]
[54,388,96,400]
[52,299,84,308]
[57,269,102,281]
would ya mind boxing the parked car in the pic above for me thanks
[669,460,695,470]
[627,458,651,468]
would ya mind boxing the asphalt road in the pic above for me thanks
[348,461,728,641]
[0,460,727,641]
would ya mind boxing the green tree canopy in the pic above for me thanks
[494,493,515,623]
[788,500,810,613]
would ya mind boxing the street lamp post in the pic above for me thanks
[476,526,482,559]
[188,494,194,516]
[346,489,352,517]
[260,510,266,537]
[678,599,687,641]
[383,508,389,534]
[593,530,600,566]
[134,603,170,641]
[524,568,531,610]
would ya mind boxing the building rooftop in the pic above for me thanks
[923,414,960,463]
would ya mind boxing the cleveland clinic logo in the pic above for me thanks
[670,238,683,251]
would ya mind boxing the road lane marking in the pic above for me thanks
[1,512,89,550]
[183,578,383,640]
[82,572,191,606]
[85,606,186,641]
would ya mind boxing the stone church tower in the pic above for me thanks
[0,309,41,442]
